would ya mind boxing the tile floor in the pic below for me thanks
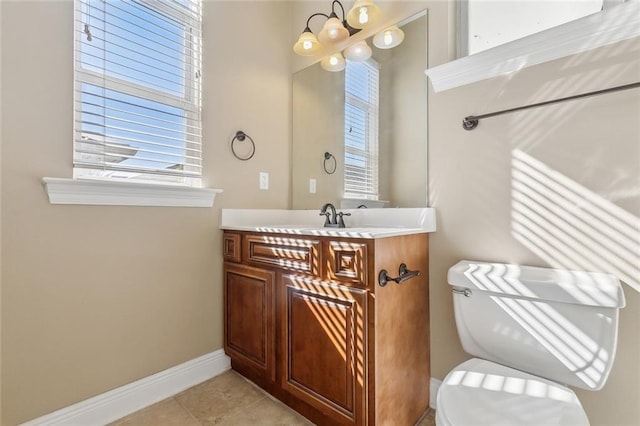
[110,370,436,426]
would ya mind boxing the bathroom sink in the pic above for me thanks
[220,208,437,238]
[248,225,425,239]
[253,224,320,233]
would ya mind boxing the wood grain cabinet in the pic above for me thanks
[282,276,367,425]
[223,231,430,426]
[223,262,276,382]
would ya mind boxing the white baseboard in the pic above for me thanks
[21,350,231,426]
[430,377,442,409]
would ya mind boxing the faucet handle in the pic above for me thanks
[319,211,331,226]
[337,211,351,228]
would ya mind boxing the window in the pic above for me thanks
[459,0,604,56]
[74,0,202,186]
[427,0,638,92]
[344,60,380,200]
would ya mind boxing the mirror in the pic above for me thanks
[291,12,428,209]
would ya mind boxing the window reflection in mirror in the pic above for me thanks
[292,12,427,210]
[344,59,380,201]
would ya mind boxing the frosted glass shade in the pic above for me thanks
[346,0,380,29]
[318,17,349,44]
[344,40,372,62]
[321,53,346,72]
[373,26,405,49]
[293,30,322,56]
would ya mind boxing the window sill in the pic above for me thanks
[42,177,223,207]
[425,1,640,92]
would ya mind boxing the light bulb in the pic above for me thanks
[358,7,369,25]
[383,30,392,46]
[373,26,404,49]
[344,40,372,62]
[318,16,349,44]
[294,30,322,56]
[347,0,380,29]
[320,53,346,72]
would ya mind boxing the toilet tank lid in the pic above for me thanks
[447,260,625,308]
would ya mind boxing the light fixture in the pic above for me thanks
[293,23,323,56]
[294,0,402,71]
[344,40,372,62]
[293,0,362,56]
[373,25,404,49]
[321,52,346,72]
[346,0,380,29]
[318,14,350,44]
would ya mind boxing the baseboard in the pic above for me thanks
[430,377,442,409]
[21,349,231,426]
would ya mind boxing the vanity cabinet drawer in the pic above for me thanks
[223,233,242,263]
[326,240,369,287]
[244,234,321,276]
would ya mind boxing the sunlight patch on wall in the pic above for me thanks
[511,149,640,292]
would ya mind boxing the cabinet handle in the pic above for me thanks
[378,263,421,287]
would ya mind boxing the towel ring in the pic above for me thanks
[323,152,337,174]
[231,131,255,161]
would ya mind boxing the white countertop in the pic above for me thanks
[220,208,436,239]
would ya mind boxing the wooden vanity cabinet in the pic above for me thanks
[223,231,430,426]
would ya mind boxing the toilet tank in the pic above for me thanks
[448,260,626,391]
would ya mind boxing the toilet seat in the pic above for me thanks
[436,358,590,426]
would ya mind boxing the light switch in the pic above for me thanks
[259,172,269,190]
[309,178,317,194]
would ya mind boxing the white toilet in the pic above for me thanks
[436,260,626,426]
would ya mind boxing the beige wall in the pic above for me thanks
[0,1,291,424]
[428,37,640,426]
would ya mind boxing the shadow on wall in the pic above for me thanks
[503,38,640,294]
[511,149,640,293]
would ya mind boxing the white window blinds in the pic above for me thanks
[74,0,202,186]
[344,60,380,199]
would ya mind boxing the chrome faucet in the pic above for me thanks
[319,203,351,228]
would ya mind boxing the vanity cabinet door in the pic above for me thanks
[281,275,367,425]
[224,262,276,382]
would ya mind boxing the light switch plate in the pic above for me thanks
[259,172,269,190]
[309,178,317,194]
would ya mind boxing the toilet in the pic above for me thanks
[436,260,626,426]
